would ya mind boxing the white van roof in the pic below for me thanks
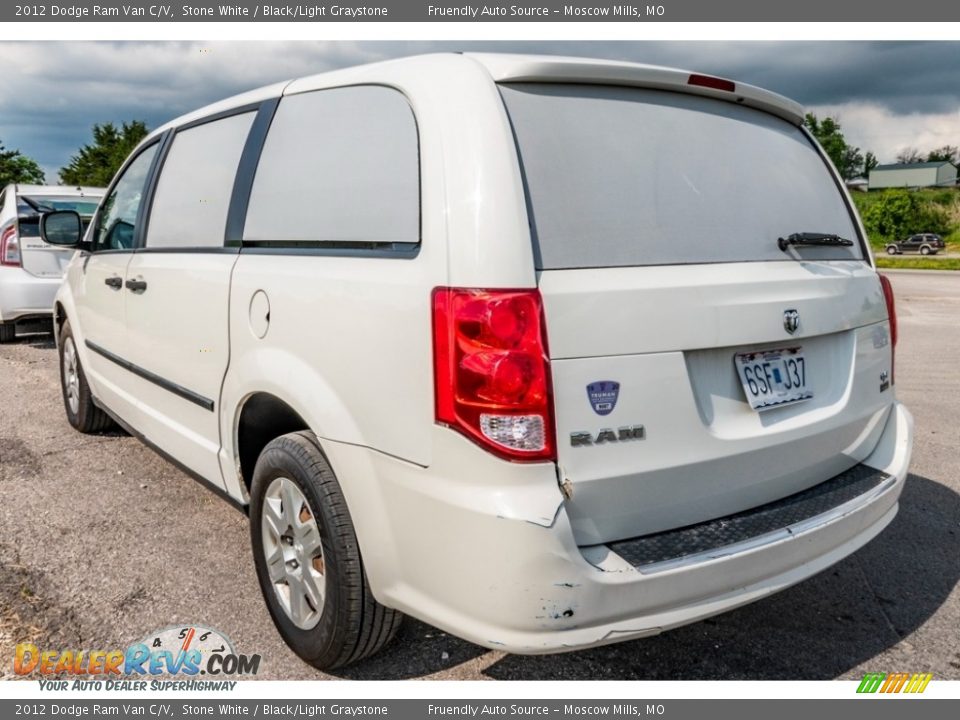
[148,52,805,143]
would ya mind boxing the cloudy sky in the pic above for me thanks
[1,41,958,182]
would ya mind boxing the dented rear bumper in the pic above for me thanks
[324,401,912,654]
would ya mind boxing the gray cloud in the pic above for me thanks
[0,41,957,180]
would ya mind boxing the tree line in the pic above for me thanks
[0,121,148,188]
[803,113,958,180]
[1,114,956,189]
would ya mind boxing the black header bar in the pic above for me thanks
[4,1,960,22]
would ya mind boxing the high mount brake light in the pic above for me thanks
[687,74,736,93]
[432,288,556,462]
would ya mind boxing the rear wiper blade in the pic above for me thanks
[778,232,854,252]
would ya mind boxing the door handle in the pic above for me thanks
[125,279,148,293]
[104,276,122,289]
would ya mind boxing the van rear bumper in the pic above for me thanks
[0,267,60,323]
[330,401,912,654]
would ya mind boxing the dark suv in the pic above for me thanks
[885,233,945,255]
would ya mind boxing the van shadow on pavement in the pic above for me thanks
[335,473,959,680]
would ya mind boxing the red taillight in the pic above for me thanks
[432,287,556,462]
[687,73,736,92]
[879,273,897,385]
[0,226,21,267]
[878,274,897,347]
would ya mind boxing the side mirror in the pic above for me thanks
[40,210,83,247]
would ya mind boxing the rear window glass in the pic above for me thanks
[499,84,863,269]
[18,196,101,237]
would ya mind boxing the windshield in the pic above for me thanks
[499,83,864,269]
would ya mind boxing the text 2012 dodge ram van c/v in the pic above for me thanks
[44,54,913,670]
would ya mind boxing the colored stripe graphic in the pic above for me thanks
[881,672,908,693]
[857,673,886,693]
[857,672,932,694]
[905,674,933,693]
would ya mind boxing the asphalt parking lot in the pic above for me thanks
[1,269,958,681]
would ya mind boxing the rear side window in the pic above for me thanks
[244,85,419,246]
[500,84,863,269]
[146,112,255,249]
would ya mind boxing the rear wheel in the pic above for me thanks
[0,322,15,343]
[920,245,931,255]
[58,321,114,433]
[250,431,403,670]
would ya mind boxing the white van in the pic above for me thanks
[0,184,102,341]
[45,54,913,670]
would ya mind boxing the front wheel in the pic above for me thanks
[58,321,114,433]
[886,245,898,255]
[0,322,15,343]
[250,431,403,670]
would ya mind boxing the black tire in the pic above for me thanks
[250,431,403,670]
[886,246,898,255]
[58,320,114,433]
[920,246,931,255]
[0,322,15,343]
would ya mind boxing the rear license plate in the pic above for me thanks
[735,346,813,411]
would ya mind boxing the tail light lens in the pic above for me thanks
[1,226,21,267]
[432,288,556,462]
[879,273,897,384]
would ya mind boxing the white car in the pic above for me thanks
[44,54,913,669]
[0,184,102,341]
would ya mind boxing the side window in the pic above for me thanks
[94,144,159,251]
[146,112,254,249]
[244,86,419,245]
